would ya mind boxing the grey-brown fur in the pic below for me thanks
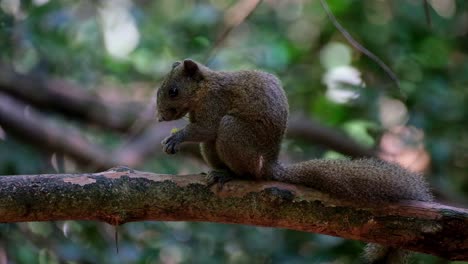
[156,59,433,264]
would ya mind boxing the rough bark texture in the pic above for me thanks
[0,167,466,260]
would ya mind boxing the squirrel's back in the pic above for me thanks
[214,70,289,123]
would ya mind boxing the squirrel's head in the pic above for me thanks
[156,59,204,122]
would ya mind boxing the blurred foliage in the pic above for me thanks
[0,0,467,263]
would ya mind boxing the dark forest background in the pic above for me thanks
[0,0,467,263]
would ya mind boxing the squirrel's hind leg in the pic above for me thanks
[216,115,275,180]
[206,170,234,189]
[200,141,228,170]
[201,141,235,189]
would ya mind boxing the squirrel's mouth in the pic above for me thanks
[173,108,188,120]
[158,107,189,121]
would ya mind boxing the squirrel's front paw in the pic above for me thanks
[161,134,181,154]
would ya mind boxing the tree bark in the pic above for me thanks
[0,167,466,260]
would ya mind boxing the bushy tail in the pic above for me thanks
[270,158,430,264]
[272,158,433,203]
[364,244,410,264]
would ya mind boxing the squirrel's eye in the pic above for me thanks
[169,86,178,98]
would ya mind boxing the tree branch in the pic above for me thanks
[319,0,400,89]
[0,64,142,132]
[0,167,466,260]
[287,114,376,158]
[0,93,117,169]
[204,0,262,64]
[423,0,432,27]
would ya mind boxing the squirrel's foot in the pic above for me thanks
[205,170,233,190]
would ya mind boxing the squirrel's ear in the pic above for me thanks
[183,59,199,77]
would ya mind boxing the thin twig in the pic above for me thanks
[204,0,262,65]
[423,0,432,27]
[319,0,400,89]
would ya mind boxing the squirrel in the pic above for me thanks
[156,59,433,264]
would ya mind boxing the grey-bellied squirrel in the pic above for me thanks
[156,59,433,264]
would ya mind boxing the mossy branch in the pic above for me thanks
[0,166,466,261]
